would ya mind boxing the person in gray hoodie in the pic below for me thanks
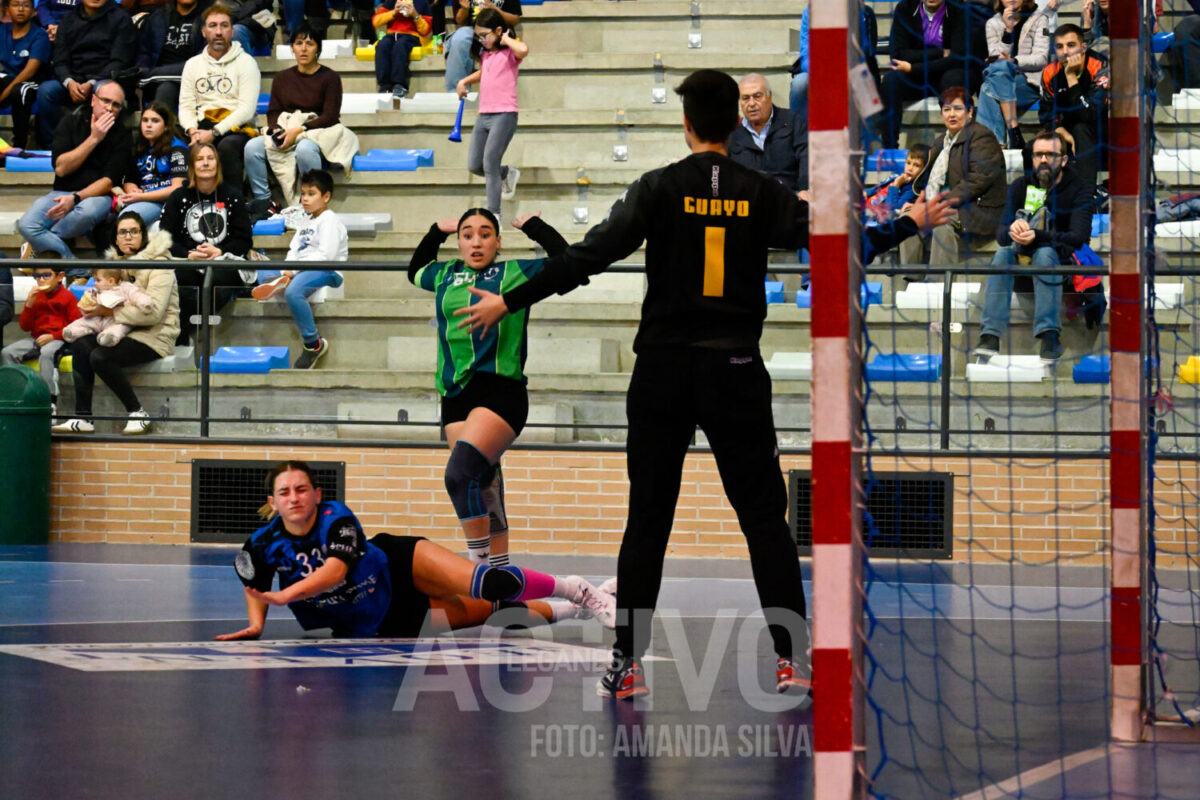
[178,2,261,192]
[35,0,136,147]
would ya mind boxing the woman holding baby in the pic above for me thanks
[51,211,180,436]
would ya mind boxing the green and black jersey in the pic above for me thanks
[408,217,569,397]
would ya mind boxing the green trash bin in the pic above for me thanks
[0,364,51,544]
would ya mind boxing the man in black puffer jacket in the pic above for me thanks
[878,0,988,148]
[36,0,136,147]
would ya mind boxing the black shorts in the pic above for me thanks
[440,372,529,436]
[371,533,432,638]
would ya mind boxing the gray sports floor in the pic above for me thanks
[2,545,1198,799]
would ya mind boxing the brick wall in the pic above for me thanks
[49,442,1195,566]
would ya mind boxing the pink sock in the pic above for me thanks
[515,568,556,601]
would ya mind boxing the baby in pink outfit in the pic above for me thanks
[63,268,156,347]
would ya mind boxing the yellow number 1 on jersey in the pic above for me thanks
[703,226,725,297]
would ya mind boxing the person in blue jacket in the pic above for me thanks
[217,460,616,640]
[0,0,51,148]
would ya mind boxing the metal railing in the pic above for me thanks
[12,256,1191,456]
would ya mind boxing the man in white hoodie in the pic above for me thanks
[179,3,261,193]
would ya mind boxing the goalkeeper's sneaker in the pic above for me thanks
[597,655,649,700]
[776,656,812,695]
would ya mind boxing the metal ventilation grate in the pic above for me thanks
[191,460,345,544]
[789,470,953,559]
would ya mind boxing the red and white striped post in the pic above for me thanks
[809,1,866,796]
[1106,0,1146,743]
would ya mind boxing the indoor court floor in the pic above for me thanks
[2,544,1199,799]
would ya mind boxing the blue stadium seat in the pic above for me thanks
[1073,355,1110,384]
[795,282,882,309]
[252,218,286,235]
[1091,214,1110,236]
[209,346,290,373]
[6,150,51,171]
[765,280,784,304]
[1153,32,1174,54]
[69,277,95,301]
[351,148,435,171]
[864,353,942,383]
[256,94,269,114]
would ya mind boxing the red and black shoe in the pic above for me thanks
[776,656,812,695]
[597,655,649,700]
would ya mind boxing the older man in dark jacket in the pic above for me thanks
[35,0,136,147]
[729,73,808,194]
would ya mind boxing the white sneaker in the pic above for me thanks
[578,585,617,629]
[560,575,590,605]
[597,577,617,596]
[51,418,94,434]
[238,268,258,285]
[501,166,521,199]
[122,409,152,435]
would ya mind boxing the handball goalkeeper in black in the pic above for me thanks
[458,69,950,700]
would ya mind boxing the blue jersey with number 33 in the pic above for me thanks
[237,500,392,636]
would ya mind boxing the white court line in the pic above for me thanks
[954,746,1110,800]
[0,618,249,627]
[115,578,153,583]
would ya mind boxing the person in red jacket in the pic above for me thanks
[1,263,81,412]
[372,0,431,99]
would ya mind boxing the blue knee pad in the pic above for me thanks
[444,441,492,521]
[469,563,525,601]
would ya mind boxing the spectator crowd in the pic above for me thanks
[2,0,1198,433]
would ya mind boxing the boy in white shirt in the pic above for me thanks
[251,169,348,369]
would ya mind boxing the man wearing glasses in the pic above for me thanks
[35,0,136,147]
[974,129,1094,364]
[17,79,132,268]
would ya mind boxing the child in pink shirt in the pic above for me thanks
[454,7,528,220]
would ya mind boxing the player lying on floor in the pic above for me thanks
[217,460,615,640]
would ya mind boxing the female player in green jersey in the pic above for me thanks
[408,207,569,568]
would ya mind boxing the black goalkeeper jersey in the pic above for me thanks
[504,151,808,352]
